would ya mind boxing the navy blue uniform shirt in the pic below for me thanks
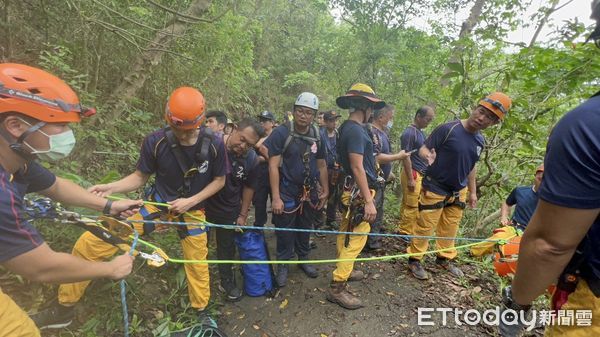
[539,94,600,280]
[264,123,325,203]
[136,127,228,209]
[400,125,428,174]
[423,120,484,195]
[320,127,338,169]
[505,186,538,229]
[337,120,378,186]
[206,148,259,223]
[372,125,392,180]
[0,162,55,262]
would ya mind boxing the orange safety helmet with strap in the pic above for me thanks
[165,87,206,130]
[0,63,95,156]
[479,92,511,121]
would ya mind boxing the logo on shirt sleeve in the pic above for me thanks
[199,160,209,174]
[476,146,482,157]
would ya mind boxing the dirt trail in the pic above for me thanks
[215,231,499,337]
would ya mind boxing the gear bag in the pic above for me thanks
[234,230,274,296]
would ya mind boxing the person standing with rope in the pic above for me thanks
[263,92,328,287]
[33,87,227,329]
[366,103,410,251]
[0,63,142,336]
[318,110,341,231]
[327,83,407,309]
[407,92,511,280]
[397,106,435,242]
[252,111,276,228]
[206,118,265,301]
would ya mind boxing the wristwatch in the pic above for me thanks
[103,199,113,215]
[502,286,532,312]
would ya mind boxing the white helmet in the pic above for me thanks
[294,92,319,110]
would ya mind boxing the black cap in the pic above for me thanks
[323,111,341,120]
[258,110,275,121]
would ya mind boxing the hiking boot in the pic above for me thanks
[30,302,74,330]
[197,309,218,328]
[408,259,429,280]
[348,269,365,282]
[299,263,318,278]
[326,281,363,310]
[314,231,326,238]
[309,239,317,249]
[436,257,464,278]
[275,265,289,287]
[218,281,243,302]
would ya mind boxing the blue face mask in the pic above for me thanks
[25,128,76,162]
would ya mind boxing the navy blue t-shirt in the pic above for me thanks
[539,93,600,279]
[0,162,55,262]
[206,148,259,223]
[400,125,428,174]
[136,127,228,209]
[372,125,392,180]
[320,127,338,169]
[264,123,325,203]
[423,120,484,195]
[337,120,378,186]
[505,186,538,228]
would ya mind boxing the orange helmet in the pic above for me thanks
[165,87,206,130]
[479,92,511,121]
[493,235,521,277]
[0,63,95,122]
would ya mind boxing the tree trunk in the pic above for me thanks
[440,0,486,87]
[99,0,212,126]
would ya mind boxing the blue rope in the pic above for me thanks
[121,230,139,337]
[78,216,504,243]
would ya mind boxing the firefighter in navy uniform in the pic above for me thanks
[499,3,600,335]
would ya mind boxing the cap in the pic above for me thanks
[258,110,275,121]
[323,111,341,120]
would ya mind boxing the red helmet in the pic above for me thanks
[165,87,206,130]
[0,63,95,122]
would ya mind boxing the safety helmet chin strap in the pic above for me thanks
[0,120,46,161]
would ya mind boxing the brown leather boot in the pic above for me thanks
[348,269,365,282]
[326,281,363,309]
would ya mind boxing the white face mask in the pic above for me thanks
[24,128,76,162]
[387,120,394,129]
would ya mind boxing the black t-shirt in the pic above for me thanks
[337,120,378,185]
[206,149,259,223]
[136,127,228,208]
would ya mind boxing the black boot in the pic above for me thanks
[276,264,289,287]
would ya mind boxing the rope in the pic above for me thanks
[131,235,511,265]
[121,230,139,337]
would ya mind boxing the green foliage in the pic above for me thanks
[3,0,599,334]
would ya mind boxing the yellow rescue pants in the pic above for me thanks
[398,170,423,235]
[470,225,518,257]
[332,189,371,282]
[0,289,40,337]
[407,188,467,261]
[58,206,210,310]
[545,279,600,336]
